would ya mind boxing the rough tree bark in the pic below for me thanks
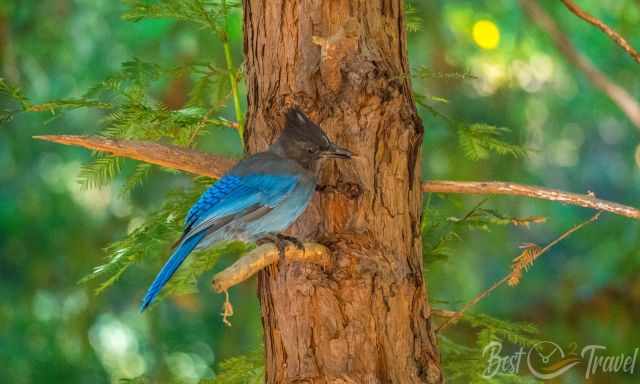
[242,1,442,382]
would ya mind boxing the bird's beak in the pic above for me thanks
[320,143,352,159]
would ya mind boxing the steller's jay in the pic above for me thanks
[140,108,352,311]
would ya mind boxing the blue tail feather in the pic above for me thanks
[140,231,207,312]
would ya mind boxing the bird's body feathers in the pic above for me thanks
[140,108,349,311]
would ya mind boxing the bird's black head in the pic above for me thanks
[273,108,352,170]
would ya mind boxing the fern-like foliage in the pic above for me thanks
[439,313,542,383]
[447,209,546,231]
[200,347,264,384]
[463,313,542,348]
[458,123,528,161]
[64,1,245,308]
[84,58,163,99]
[0,78,30,108]
[2,56,235,192]
[405,2,423,33]
[81,178,207,293]
[76,58,234,190]
[122,163,153,195]
[81,176,252,301]
[78,155,122,190]
[80,183,199,293]
[124,348,264,383]
[188,64,233,109]
[421,200,461,265]
[0,78,110,123]
[122,0,241,35]
[421,197,543,265]
[414,69,529,163]
[414,66,478,81]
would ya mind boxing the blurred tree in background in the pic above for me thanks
[1,0,640,383]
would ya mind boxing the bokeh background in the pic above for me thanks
[1,1,639,383]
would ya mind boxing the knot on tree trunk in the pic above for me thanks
[312,18,360,93]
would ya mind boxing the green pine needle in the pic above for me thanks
[459,123,528,161]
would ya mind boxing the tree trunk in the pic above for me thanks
[242,1,442,382]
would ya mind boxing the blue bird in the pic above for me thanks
[140,108,352,311]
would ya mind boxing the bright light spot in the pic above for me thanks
[550,139,579,167]
[127,216,146,234]
[68,181,112,216]
[470,59,507,96]
[89,314,147,380]
[531,54,554,83]
[98,321,134,356]
[33,290,59,322]
[166,352,211,383]
[512,54,555,93]
[62,290,89,319]
[598,117,625,145]
[472,20,500,50]
[525,98,549,132]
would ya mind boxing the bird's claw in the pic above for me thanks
[257,234,305,258]
[276,234,305,251]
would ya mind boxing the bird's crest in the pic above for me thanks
[283,107,330,147]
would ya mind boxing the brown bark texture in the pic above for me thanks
[242,1,442,382]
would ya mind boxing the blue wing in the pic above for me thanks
[140,173,299,311]
[183,174,299,239]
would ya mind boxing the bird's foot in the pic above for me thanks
[276,234,305,251]
[256,234,305,258]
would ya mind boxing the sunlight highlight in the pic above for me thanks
[472,20,500,50]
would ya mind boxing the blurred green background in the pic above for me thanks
[1,1,639,383]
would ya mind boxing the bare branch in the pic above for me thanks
[436,211,602,332]
[520,0,640,129]
[423,180,640,220]
[431,308,458,318]
[35,135,640,220]
[33,135,236,178]
[560,0,640,64]
[212,242,332,293]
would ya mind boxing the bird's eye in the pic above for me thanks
[307,147,316,153]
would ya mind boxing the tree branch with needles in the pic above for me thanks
[31,135,640,323]
[34,135,640,220]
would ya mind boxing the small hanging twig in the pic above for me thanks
[221,290,234,327]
